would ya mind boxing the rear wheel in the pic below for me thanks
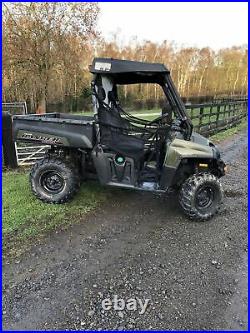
[179,172,223,221]
[30,157,80,203]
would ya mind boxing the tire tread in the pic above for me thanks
[179,172,223,221]
[30,157,80,204]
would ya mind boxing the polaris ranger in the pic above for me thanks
[13,58,226,220]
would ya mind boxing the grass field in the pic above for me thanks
[75,105,238,125]
[74,108,161,121]
[2,117,247,257]
[2,172,108,257]
[209,117,247,142]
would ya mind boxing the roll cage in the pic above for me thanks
[90,57,193,140]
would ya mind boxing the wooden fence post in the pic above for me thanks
[198,106,204,132]
[2,112,18,169]
[216,105,220,127]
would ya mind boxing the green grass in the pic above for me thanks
[129,108,161,115]
[209,118,247,142]
[73,108,161,117]
[73,109,160,122]
[75,106,241,126]
[2,171,108,257]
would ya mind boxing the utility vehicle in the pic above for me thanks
[13,58,226,220]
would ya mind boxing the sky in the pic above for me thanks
[98,2,248,50]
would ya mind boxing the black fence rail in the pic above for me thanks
[186,97,248,137]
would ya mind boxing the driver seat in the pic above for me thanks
[97,87,145,160]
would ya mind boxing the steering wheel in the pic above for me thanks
[171,119,183,132]
[147,112,171,126]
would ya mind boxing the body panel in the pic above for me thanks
[92,147,136,186]
[13,113,95,149]
[164,138,214,169]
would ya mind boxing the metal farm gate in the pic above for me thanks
[15,143,49,166]
[2,103,49,167]
[2,101,28,115]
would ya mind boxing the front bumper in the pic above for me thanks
[217,159,226,177]
[211,146,226,177]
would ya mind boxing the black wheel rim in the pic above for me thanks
[40,171,65,194]
[195,185,215,209]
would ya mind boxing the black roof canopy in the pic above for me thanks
[90,58,170,84]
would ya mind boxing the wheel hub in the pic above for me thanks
[195,186,214,209]
[40,171,65,194]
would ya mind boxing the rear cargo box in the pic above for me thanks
[13,113,95,149]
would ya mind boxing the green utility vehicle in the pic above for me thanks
[13,58,226,220]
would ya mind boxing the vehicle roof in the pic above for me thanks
[90,58,170,84]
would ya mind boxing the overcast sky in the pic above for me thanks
[98,2,248,50]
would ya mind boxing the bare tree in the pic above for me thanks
[3,2,99,113]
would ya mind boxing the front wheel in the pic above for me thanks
[30,157,80,204]
[179,173,223,221]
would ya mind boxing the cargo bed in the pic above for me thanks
[12,113,95,148]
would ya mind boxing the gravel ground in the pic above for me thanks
[2,130,248,331]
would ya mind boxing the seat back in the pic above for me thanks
[95,85,145,159]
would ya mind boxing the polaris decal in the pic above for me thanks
[95,62,111,71]
[18,131,64,145]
